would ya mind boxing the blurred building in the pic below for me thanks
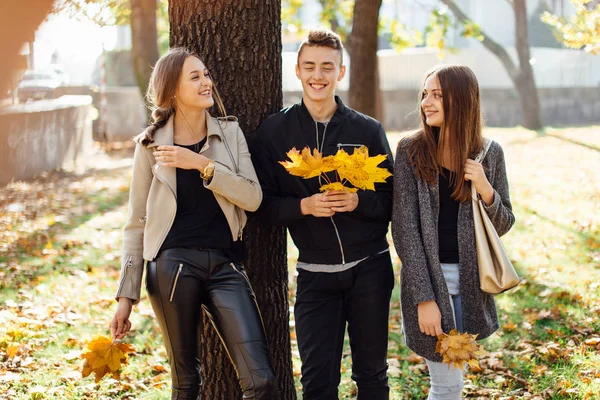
[282,0,600,91]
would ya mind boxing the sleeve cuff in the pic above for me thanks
[482,189,501,218]
[115,254,144,305]
[280,197,304,221]
[355,191,368,214]
[413,291,436,306]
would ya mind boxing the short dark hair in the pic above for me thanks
[297,29,344,65]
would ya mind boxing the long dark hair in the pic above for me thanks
[136,47,227,146]
[406,64,484,203]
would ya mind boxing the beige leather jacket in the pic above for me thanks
[115,112,262,303]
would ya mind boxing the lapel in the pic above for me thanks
[203,111,224,154]
[421,174,440,225]
[148,116,177,197]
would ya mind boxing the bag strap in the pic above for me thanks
[472,138,493,200]
[474,138,493,163]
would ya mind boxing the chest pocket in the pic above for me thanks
[336,142,366,154]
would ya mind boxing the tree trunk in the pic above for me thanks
[317,0,340,32]
[347,0,382,118]
[169,1,295,399]
[513,0,543,130]
[0,1,54,93]
[130,0,159,105]
[440,0,544,130]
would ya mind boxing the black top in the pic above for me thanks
[160,138,245,261]
[251,95,394,264]
[438,168,460,263]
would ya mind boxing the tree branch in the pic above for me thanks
[439,0,521,82]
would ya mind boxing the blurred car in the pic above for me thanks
[49,64,70,86]
[17,70,61,102]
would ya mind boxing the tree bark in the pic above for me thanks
[513,0,543,130]
[130,0,159,105]
[169,1,295,399]
[0,1,54,94]
[440,0,543,130]
[347,0,382,119]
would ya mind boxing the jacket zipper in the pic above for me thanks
[330,217,346,264]
[230,263,252,287]
[169,263,183,302]
[203,124,244,241]
[236,208,244,240]
[117,255,133,295]
[152,167,177,259]
[315,122,346,265]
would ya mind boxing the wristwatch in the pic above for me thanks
[202,160,215,180]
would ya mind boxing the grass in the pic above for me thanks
[1,126,599,399]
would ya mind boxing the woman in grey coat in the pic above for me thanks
[392,65,515,400]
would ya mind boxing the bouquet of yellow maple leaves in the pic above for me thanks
[279,146,391,192]
[436,329,487,370]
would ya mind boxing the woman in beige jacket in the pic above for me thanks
[110,47,277,400]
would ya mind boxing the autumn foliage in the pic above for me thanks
[81,335,136,383]
[279,146,391,192]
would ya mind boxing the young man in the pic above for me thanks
[251,29,394,400]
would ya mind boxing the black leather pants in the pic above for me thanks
[146,247,277,400]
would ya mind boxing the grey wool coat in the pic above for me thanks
[392,136,515,362]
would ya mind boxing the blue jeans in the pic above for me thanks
[425,263,464,400]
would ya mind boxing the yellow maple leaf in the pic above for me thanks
[279,147,336,179]
[435,329,487,370]
[319,182,359,193]
[81,335,135,383]
[334,146,391,191]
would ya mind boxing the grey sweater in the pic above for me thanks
[392,136,515,361]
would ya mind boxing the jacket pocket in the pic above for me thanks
[169,263,184,302]
[337,143,365,153]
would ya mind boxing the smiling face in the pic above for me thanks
[421,74,444,128]
[296,45,346,104]
[175,56,214,110]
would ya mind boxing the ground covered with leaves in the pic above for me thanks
[0,127,599,399]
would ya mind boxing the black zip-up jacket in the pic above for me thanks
[251,96,393,265]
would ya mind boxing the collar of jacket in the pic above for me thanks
[298,95,349,127]
[147,110,224,149]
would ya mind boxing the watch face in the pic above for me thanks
[203,161,215,179]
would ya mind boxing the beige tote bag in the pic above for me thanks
[473,139,520,294]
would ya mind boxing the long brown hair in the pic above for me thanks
[136,47,227,146]
[406,64,484,203]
